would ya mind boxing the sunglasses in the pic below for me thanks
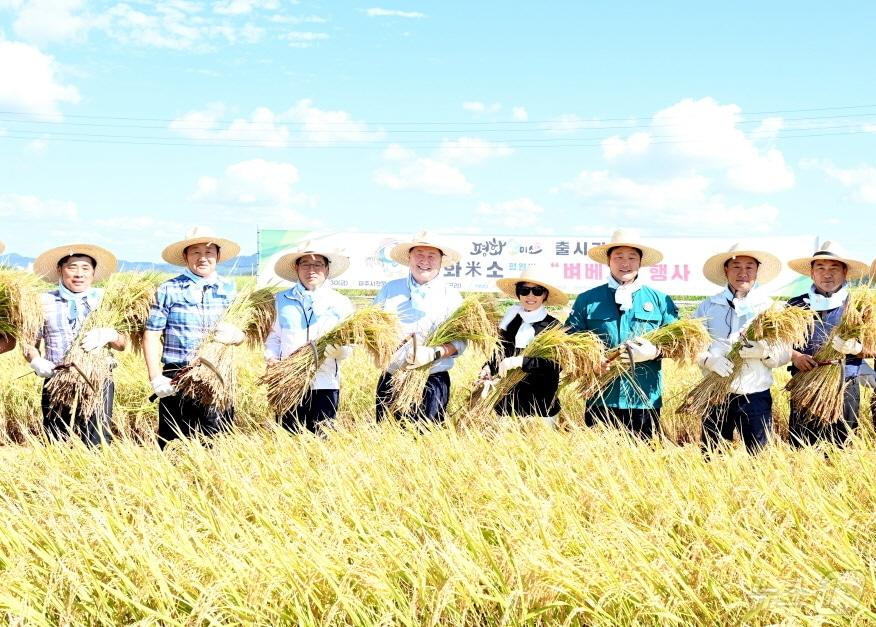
[516,284,547,297]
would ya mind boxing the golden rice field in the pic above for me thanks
[2,314,876,624]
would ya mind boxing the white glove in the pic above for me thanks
[214,322,245,345]
[498,355,524,378]
[703,354,734,378]
[831,336,863,355]
[323,343,352,361]
[627,338,660,363]
[477,365,492,380]
[739,339,770,360]
[81,327,120,353]
[406,345,439,369]
[29,356,56,378]
[150,376,176,399]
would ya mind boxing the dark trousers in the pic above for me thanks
[281,389,339,434]
[42,379,114,446]
[584,405,661,439]
[701,389,772,454]
[375,370,450,423]
[789,377,860,448]
[157,364,234,449]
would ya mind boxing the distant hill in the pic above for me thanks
[0,252,260,276]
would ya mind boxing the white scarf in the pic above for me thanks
[607,274,642,311]
[57,281,101,326]
[499,304,548,348]
[807,284,848,312]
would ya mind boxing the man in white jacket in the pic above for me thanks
[695,243,791,454]
[265,244,354,433]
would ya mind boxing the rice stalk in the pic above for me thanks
[682,304,816,417]
[0,268,46,346]
[390,296,500,416]
[260,307,400,417]
[46,272,163,420]
[786,286,876,424]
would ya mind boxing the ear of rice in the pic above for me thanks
[174,286,266,412]
[390,297,500,416]
[45,271,164,422]
[786,286,876,425]
[0,269,47,346]
[466,324,605,425]
[260,307,400,417]
[242,287,279,348]
[682,304,816,417]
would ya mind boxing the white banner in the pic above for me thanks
[258,231,819,297]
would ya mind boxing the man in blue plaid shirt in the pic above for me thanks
[144,227,245,448]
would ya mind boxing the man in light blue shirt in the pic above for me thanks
[373,232,465,422]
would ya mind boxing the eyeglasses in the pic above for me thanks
[516,284,547,297]
[298,262,327,271]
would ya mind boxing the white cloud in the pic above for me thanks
[366,7,426,18]
[544,114,612,135]
[463,101,501,114]
[269,14,326,24]
[564,169,779,233]
[0,39,80,119]
[193,159,320,225]
[169,99,382,146]
[511,106,528,122]
[476,198,544,228]
[601,132,651,160]
[281,30,328,47]
[0,192,78,220]
[805,159,876,204]
[437,137,512,165]
[213,0,278,16]
[374,144,472,195]
[863,124,876,134]
[10,0,88,43]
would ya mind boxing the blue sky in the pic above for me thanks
[1,1,875,264]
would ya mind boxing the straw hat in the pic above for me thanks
[787,241,868,280]
[161,226,241,266]
[587,228,663,267]
[273,241,351,282]
[496,269,568,306]
[33,243,117,282]
[702,242,782,287]
[389,231,461,268]
[0,241,5,254]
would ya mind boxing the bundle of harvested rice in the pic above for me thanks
[0,268,46,346]
[597,318,711,393]
[786,286,876,424]
[243,287,279,347]
[390,296,500,416]
[468,324,605,422]
[174,286,282,412]
[46,271,163,419]
[682,304,815,417]
[260,306,400,416]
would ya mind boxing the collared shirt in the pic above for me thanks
[373,274,466,374]
[789,289,862,378]
[264,284,354,390]
[145,273,236,365]
[38,288,104,365]
[694,289,792,394]
[566,282,678,409]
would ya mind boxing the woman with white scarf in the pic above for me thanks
[566,229,678,439]
[479,270,567,421]
[786,242,870,447]
[25,243,125,445]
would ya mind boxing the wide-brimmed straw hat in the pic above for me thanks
[787,241,868,280]
[33,243,117,282]
[496,269,568,306]
[389,231,461,268]
[587,228,663,267]
[161,226,241,266]
[274,241,350,282]
[702,242,783,287]
[0,241,5,254]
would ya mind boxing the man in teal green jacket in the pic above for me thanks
[566,229,678,438]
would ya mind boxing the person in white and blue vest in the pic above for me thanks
[144,227,245,448]
[566,228,678,439]
[695,243,790,454]
[786,241,870,447]
[265,243,354,433]
[373,231,466,423]
[25,243,127,445]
